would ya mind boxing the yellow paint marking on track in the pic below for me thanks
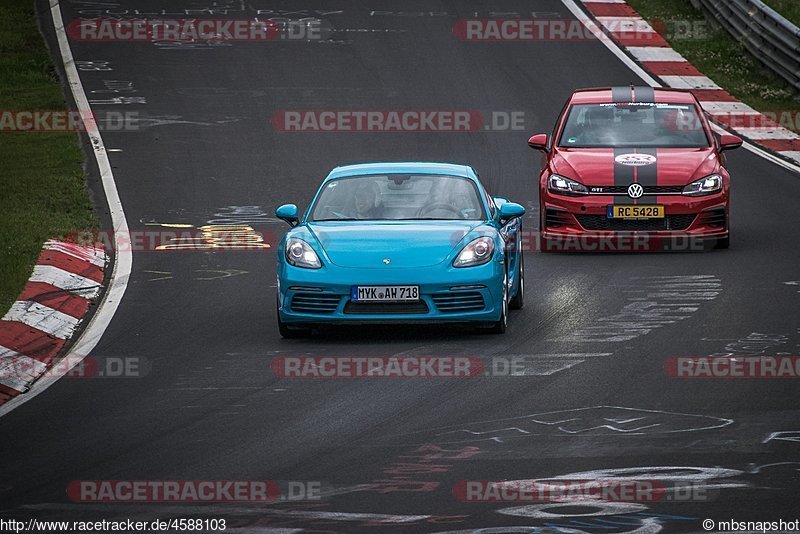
[155,224,271,250]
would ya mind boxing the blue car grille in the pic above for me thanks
[344,301,429,314]
[432,291,485,313]
[290,292,341,314]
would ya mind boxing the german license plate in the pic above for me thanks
[607,205,665,219]
[352,285,419,302]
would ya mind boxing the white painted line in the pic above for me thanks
[733,127,799,140]
[499,354,613,376]
[742,142,800,172]
[701,109,761,119]
[585,0,627,3]
[44,240,106,267]
[778,151,800,163]
[508,353,614,359]
[0,347,48,392]
[660,75,721,89]
[0,0,132,417]
[596,16,655,34]
[627,46,685,62]
[29,265,101,298]
[701,101,759,114]
[3,301,81,340]
[561,0,800,175]
[560,0,661,86]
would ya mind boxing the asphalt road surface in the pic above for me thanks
[2,1,800,532]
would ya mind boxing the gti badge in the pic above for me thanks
[627,183,644,199]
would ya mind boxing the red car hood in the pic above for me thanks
[552,147,720,186]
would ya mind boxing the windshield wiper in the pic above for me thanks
[312,218,360,222]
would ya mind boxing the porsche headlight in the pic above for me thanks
[285,238,321,269]
[454,236,495,268]
[548,174,589,196]
[683,174,722,196]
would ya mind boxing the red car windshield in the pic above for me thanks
[558,102,711,148]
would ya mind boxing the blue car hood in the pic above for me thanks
[307,221,485,269]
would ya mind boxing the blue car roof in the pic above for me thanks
[326,162,477,181]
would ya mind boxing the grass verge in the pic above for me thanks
[626,0,799,116]
[763,0,800,28]
[0,1,96,313]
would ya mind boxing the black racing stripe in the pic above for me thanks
[634,86,655,103]
[636,148,658,205]
[614,148,635,205]
[612,86,632,103]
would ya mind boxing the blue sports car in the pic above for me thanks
[274,162,526,337]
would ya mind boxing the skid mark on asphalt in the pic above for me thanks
[485,353,613,376]
[391,341,615,376]
[370,407,734,447]
[551,275,721,343]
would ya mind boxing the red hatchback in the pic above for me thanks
[528,86,742,251]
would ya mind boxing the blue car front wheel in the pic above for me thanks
[277,295,313,339]
[482,271,508,334]
[509,252,524,310]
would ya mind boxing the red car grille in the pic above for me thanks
[576,214,697,231]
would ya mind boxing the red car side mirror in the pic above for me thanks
[527,133,548,151]
[719,133,743,152]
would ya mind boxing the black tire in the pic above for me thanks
[509,252,524,310]
[484,273,508,334]
[277,298,312,338]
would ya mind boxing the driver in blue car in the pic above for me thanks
[353,182,384,220]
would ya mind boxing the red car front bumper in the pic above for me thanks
[540,189,729,252]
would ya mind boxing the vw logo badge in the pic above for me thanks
[627,183,644,199]
[383,258,390,264]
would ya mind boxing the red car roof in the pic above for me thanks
[571,87,698,105]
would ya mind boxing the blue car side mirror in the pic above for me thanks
[276,204,299,226]
[498,202,525,221]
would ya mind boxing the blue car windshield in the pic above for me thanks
[309,174,486,221]
[559,103,710,148]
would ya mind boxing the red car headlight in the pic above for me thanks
[682,174,722,196]
[548,174,589,196]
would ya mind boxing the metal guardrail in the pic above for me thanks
[693,0,800,92]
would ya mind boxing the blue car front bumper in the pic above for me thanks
[277,259,505,325]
